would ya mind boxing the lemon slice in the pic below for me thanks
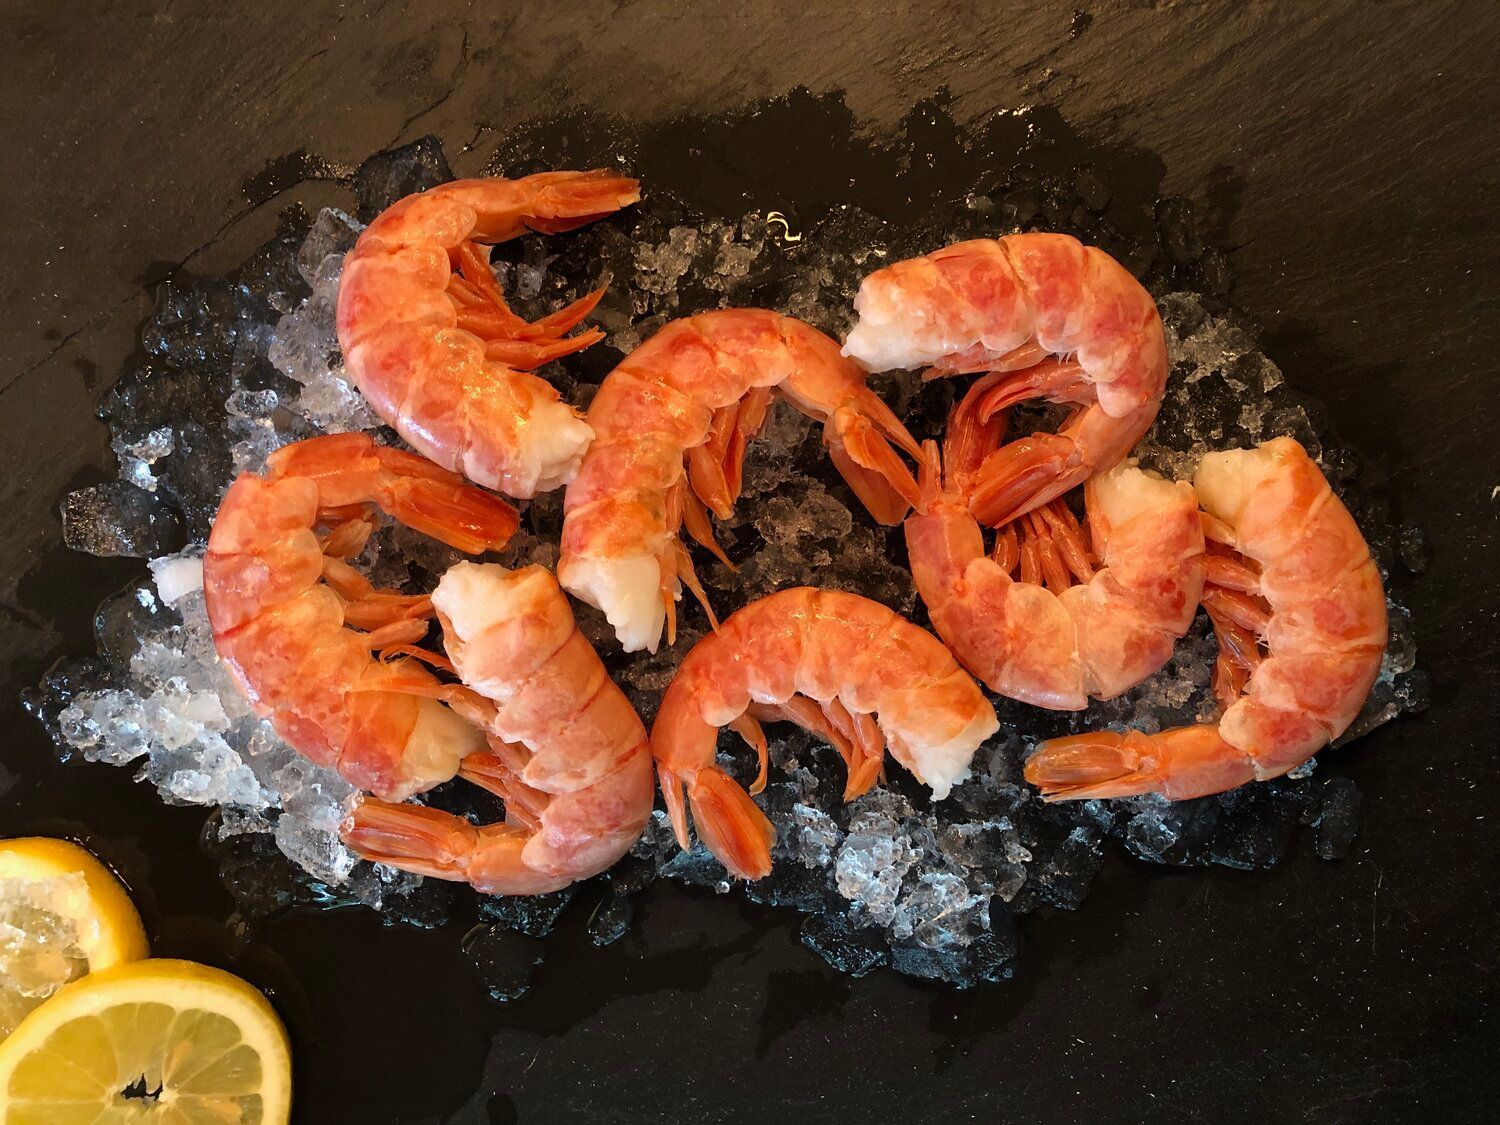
[0,958,292,1123]
[0,837,150,1039]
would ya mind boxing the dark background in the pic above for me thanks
[2,3,1497,1122]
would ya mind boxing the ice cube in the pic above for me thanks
[353,136,453,220]
[61,482,183,558]
[890,871,989,950]
[834,810,916,927]
[633,226,702,310]
[92,586,172,672]
[267,278,380,434]
[1021,824,1104,910]
[1396,523,1428,574]
[226,388,279,420]
[936,818,1029,900]
[661,842,732,894]
[274,815,356,886]
[512,262,546,300]
[0,872,91,1036]
[799,911,888,978]
[217,805,274,839]
[297,208,364,284]
[462,923,544,1003]
[1311,777,1361,861]
[112,426,175,492]
[782,803,843,869]
[141,278,244,372]
[343,861,425,912]
[587,890,633,947]
[479,888,576,938]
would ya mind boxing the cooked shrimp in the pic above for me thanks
[344,563,654,894]
[559,309,926,653]
[336,171,640,499]
[203,433,516,799]
[905,378,1206,709]
[843,233,1167,527]
[652,588,999,880]
[1024,437,1388,800]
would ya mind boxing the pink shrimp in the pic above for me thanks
[842,233,1167,527]
[558,309,927,653]
[1024,437,1388,800]
[905,379,1206,709]
[652,588,999,880]
[336,171,640,499]
[203,433,516,799]
[344,563,654,894]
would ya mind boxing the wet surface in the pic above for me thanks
[2,3,1498,1121]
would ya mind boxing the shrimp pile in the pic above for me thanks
[558,309,926,653]
[198,173,1392,918]
[651,589,998,880]
[1025,437,1387,799]
[205,435,651,893]
[337,172,639,500]
[842,233,1168,527]
[905,378,1206,709]
[346,563,654,894]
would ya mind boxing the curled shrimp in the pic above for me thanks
[336,171,640,499]
[905,379,1206,709]
[843,233,1167,527]
[558,309,926,653]
[1024,437,1388,800]
[652,588,999,880]
[203,433,516,799]
[344,563,654,894]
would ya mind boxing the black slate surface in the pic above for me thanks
[1,3,1497,1122]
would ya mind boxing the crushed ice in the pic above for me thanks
[0,873,91,1036]
[25,137,1427,990]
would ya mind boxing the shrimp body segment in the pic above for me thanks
[1025,438,1388,800]
[345,563,654,895]
[204,433,517,800]
[337,172,640,499]
[905,382,1206,709]
[843,234,1167,527]
[559,309,926,653]
[652,588,999,880]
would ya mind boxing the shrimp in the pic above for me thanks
[1024,437,1388,800]
[203,432,516,800]
[652,588,999,880]
[344,563,654,894]
[905,378,1206,709]
[558,309,927,653]
[336,171,640,499]
[842,233,1168,527]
